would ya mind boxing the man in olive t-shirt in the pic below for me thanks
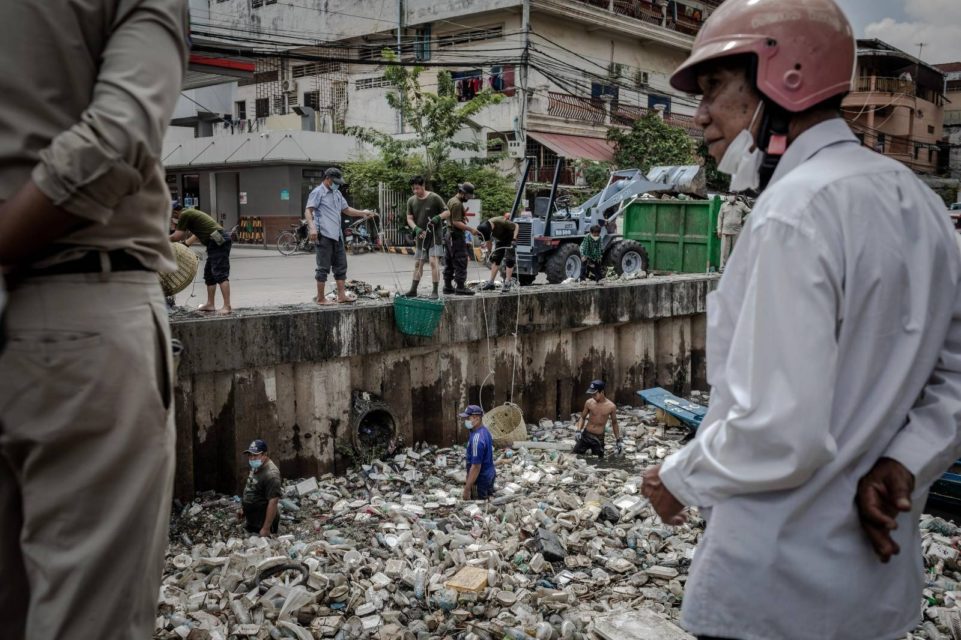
[443,182,481,295]
[236,439,282,536]
[169,202,232,314]
[404,175,450,299]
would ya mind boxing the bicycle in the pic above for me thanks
[276,221,312,256]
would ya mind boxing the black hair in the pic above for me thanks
[409,175,425,187]
[590,224,601,234]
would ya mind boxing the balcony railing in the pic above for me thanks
[569,0,711,37]
[545,92,703,138]
[854,76,916,96]
[547,93,606,125]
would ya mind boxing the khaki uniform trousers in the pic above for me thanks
[720,234,736,271]
[0,271,175,640]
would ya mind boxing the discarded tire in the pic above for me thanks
[350,391,397,454]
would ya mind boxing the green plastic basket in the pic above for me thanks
[393,295,446,337]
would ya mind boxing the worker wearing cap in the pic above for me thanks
[640,2,961,639]
[443,182,481,296]
[237,439,282,537]
[572,380,622,458]
[460,405,496,500]
[305,167,374,305]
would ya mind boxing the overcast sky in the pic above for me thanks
[834,0,961,64]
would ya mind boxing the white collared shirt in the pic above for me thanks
[660,119,961,640]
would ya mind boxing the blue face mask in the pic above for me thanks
[249,458,263,470]
[463,420,473,430]
[330,183,340,192]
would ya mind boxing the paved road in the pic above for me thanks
[172,246,544,309]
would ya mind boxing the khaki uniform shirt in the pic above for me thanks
[718,200,750,236]
[0,0,190,271]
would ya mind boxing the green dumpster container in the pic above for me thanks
[622,196,722,273]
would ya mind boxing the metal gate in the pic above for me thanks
[378,183,411,246]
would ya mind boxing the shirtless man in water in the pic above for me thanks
[572,379,623,458]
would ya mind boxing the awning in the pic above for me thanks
[184,53,254,90]
[528,131,615,162]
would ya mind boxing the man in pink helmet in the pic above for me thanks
[641,1,961,638]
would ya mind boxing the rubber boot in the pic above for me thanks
[442,280,455,295]
[454,282,475,296]
[405,279,419,297]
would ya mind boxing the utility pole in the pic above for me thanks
[519,0,530,143]
[397,0,404,134]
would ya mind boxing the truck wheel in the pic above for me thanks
[607,239,648,276]
[545,243,582,284]
[517,274,536,286]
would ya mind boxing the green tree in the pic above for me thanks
[433,160,516,219]
[696,142,728,192]
[607,112,696,173]
[347,50,503,186]
[577,160,613,192]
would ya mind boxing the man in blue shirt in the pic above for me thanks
[460,405,496,500]
[305,167,373,304]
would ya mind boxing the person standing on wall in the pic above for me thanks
[170,201,232,314]
[717,195,750,271]
[305,167,374,305]
[404,175,450,299]
[0,1,188,638]
[444,182,481,296]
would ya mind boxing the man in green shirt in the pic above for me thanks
[236,439,282,536]
[169,202,232,313]
[405,175,450,299]
[443,182,481,296]
[579,224,604,282]
[477,215,519,293]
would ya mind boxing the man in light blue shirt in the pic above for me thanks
[305,168,372,304]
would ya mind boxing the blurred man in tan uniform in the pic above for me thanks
[0,1,189,639]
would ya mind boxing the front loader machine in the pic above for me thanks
[510,157,699,284]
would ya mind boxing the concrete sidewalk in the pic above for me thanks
[171,246,520,309]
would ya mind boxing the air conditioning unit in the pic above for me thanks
[281,78,298,93]
[634,70,650,89]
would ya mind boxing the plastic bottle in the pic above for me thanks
[413,567,427,600]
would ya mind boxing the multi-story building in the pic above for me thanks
[843,39,946,175]
[165,0,718,236]
[936,62,961,182]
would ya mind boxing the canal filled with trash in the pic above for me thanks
[154,395,961,640]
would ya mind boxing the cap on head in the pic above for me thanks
[324,167,344,185]
[586,380,605,395]
[172,200,184,212]
[458,404,484,418]
[458,182,476,196]
[243,439,268,455]
[669,0,855,113]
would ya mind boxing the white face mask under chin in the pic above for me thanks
[718,102,764,192]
